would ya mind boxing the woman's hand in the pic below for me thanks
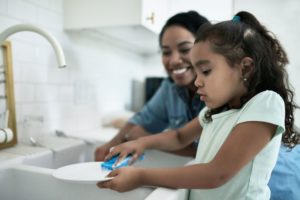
[97,167,143,192]
[104,139,145,166]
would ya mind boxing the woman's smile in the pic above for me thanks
[171,66,192,77]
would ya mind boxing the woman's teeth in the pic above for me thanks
[173,68,188,75]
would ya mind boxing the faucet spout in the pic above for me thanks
[0,24,66,68]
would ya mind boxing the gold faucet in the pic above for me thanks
[0,24,66,149]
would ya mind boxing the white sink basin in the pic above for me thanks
[0,135,193,200]
[0,164,153,200]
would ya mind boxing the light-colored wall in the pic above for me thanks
[0,0,299,142]
[0,0,164,141]
[233,0,300,127]
[168,0,233,21]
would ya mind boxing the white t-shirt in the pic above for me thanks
[189,90,285,200]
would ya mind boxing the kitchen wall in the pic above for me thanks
[233,0,300,127]
[0,0,165,141]
[0,0,299,142]
[145,0,300,128]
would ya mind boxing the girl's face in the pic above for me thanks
[190,41,247,109]
[161,26,196,87]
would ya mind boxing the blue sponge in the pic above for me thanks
[101,154,144,171]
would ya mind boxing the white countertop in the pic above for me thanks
[0,127,119,168]
[60,127,119,143]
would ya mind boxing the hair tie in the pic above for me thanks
[232,15,241,22]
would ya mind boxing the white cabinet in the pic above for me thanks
[64,0,233,56]
[64,0,168,56]
[167,0,233,21]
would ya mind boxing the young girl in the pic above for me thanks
[98,11,298,199]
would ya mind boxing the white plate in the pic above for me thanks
[53,162,114,184]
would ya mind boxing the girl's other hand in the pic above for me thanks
[97,167,143,192]
[104,140,145,166]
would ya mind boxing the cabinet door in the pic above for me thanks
[141,0,168,34]
[64,0,142,29]
[64,0,168,55]
[168,0,233,21]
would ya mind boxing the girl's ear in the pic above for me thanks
[240,57,254,78]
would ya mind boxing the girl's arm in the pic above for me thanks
[105,117,202,163]
[99,121,276,192]
[95,123,153,161]
[141,121,276,189]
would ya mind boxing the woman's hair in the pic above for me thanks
[195,11,299,148]
[159,11,209,47]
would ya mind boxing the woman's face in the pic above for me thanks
[161,25,196,86]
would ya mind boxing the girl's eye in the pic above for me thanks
[202,69,211,75]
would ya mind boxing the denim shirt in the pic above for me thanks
[269,144,300,200]
[128,78,205,133]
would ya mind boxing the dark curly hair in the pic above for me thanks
[159,11,209,47]
[195,11,299,148]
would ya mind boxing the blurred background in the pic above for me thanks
[0,0,299,141]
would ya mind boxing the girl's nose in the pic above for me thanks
[194,77,204,88]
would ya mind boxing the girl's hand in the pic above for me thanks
[104,140,145,166]
[94,143,111,161]
[97,167,143,192]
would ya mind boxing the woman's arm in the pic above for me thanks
[127,125,198,157]
[142,118,202,151]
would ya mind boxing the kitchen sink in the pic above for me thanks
[0,164,153,200]
[0,135,192,200]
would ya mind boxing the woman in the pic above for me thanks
[95,11,209,160]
